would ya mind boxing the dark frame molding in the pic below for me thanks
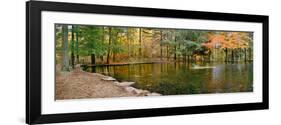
[26,1,269,124]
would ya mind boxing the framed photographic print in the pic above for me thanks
[26,1,269,124]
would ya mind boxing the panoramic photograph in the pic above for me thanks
[55,24,253,100]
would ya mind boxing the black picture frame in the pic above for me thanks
[26,1,269,124]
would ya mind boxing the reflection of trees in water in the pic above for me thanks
[90,62,253,95]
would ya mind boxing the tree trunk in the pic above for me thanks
[224,48,228,62]
[62,25,70,71]
[183,54,186,63]
[91,54,96,65]
[91,54,96,72]
[208,50,211,62]
[113,31,118,62]
[100,27,105,62]
[244,48,247,62]
[71,25,75,68]
[174,36,177,61]
[178,43,181,61]
[231,49,234,63]
[248,48,252,61]
[75,26,79,64]
[113,53,116,62]
[139,28,142,58]
[166,45,169,61]
[127,29,130,58]
[185,49,188,63]
[107,28,112,64]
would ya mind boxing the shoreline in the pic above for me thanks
[55,65,161,100]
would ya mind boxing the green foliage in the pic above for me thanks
[79,26,107,56]
[111,28,126,54]
[55,24,253,65]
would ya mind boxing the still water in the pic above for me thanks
[86,62,253,95]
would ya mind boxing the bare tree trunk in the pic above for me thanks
[62,25,70,71]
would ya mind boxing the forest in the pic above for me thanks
[55,24,254,99]
[55,24,253,71]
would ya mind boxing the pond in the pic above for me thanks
[85,62,253,95]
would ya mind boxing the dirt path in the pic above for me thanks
[55,66,161,100]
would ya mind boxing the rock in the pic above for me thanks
[116,82,135,86]
[124,87,137,94]
[133,89,150,96]
[102,77,116,81]
[113,81,119,84]
[139,90,150,96]
[147,92,162,96]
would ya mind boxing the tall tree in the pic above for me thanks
[62,25,70,71]
[71,25,75,68]
[75,25,79,64]
[80,26,105,65]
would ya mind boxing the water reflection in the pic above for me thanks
[86,62,253,95]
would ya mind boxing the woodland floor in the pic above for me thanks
[55,67,139,100]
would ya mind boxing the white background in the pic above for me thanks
[0,0,280,125]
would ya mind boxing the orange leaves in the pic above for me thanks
[202,34,226,49]
[202,32,251,49]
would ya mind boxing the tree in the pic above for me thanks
[56,25,253,66]
[160,30,163,60]
[176,30,208,62]
[70,25,75,68]
[62,25,70,71]
[139,28,142,58]
[75,25,80,64]
[202,32,252,62]
[107,27,112,64]
[127,28,131,58]
[80,26,107,65]
[110,27,123,62]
